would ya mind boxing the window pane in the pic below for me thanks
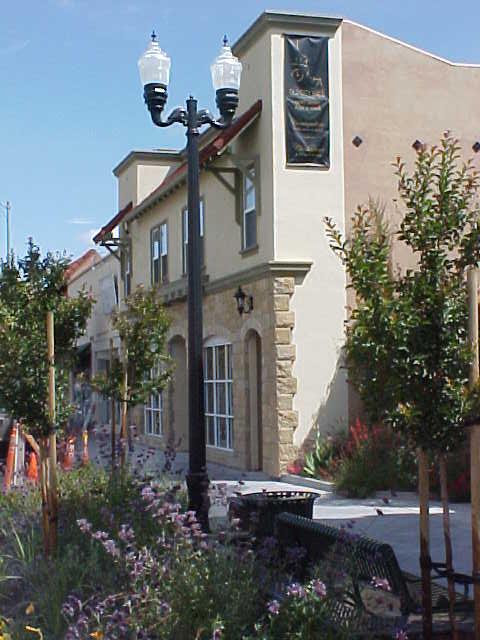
[227,383,233,416]
[154,411,161,435]
[152,228,160,259]
[245,181,255,211]
[244,210,257,248]
[205,382,214,413]
[227,345,232,379]
[206,416,215,445]
[160,223,168,255]
[216,383,226,416]
[227,418,233,449]
[153,259,159,284]
[216,345,226,379]
[218,417,227,448]
[161,254,168,280]
[145,410,152,434]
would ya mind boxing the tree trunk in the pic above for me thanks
[46,311,58,555]
[110,338,116,469]
[418,448,433,639]
[120,365,128,467]
[439,455,458,640]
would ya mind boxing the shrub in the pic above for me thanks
[335,421,416,498]
[303,430,346,479]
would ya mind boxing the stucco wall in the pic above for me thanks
[269,23,349,447]
[341,20,480,421]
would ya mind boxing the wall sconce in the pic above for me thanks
[234,285,253,316]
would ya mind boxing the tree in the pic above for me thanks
[92,286,171,466]
[326,133,480,638]
[0,240,93,554]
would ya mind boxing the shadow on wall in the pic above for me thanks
[300,352,350,457]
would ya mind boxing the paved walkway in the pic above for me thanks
[80,425,473,582]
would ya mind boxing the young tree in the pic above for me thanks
[92,287,171,466]
[0,240,93,555]
[326,133,480,638]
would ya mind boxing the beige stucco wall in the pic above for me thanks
[342,21,480,270]
[341,20,480,421]
[68,252,119,357]
[267,22,349,447]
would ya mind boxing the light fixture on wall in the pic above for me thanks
[234,285,253,315]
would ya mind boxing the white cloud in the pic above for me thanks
[68,217,94,225]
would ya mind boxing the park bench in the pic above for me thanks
[275,512,474,637]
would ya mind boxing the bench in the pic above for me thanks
[275,512,474,637]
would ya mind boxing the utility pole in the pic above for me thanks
[0,201,11,262]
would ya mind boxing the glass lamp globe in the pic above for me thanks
[210,36,242,91]
[138,32,171,87]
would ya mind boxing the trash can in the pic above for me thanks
[229,491,318,538]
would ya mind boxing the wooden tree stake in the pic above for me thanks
[120,363,128,467]
[467,267,480,638]
[110,338,116,468]
[46,310,58,554]
[418,448,433,639]
[439,455,458,640]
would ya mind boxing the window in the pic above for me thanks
[144,367,164,437]
[100,275,117,314]
[182,199,205,274]
[204,341,233,450]
[242,164,257,250]
[123,245,132,297]
[151,221,168,284]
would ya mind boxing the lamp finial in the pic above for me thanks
[223,34,228,47]
[151,30,157,42]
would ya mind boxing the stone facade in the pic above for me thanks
[135,271,301,477]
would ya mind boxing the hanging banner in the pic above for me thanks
[284,35,330,166]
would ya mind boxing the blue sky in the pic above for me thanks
[1,0,479,261]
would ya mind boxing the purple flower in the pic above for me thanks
[371,576,392,592]
[311,579,327,598]
[286,582,306,598]
[267,599,280,615]
[394,631,408,640]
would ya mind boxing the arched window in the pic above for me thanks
[204,337,233,450]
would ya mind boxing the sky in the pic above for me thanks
[1,0,479,261]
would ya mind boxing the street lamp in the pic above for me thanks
[138,32,242,531]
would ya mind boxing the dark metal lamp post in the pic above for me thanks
[138,32,242,531]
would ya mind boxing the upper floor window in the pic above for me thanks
[204,340,233,450]
[242,164,257,250]
[123,244,132,297]
[182,199,205,275]
[151,221,168,284]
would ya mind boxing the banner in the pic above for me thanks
[285,36,330,166]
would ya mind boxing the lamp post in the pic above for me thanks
[138,32,242,531]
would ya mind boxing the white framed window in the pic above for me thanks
[204,340,233,450]
[100,275,117,314]
[182,199,205,275]
[144,380,164,437]
[151,221,168,284]
[124,245,132,297]
[242,164,257,250]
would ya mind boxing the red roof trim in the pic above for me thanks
[93,200,133,244]
[94,100,262,244]
[65,249,100,281]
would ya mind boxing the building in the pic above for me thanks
[92,11,480,476]
[67,250,120,425]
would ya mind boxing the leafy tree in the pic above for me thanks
[326,133,480,637]
[0,240,93,553]
[92,286,171,464]
[326,133,480,452]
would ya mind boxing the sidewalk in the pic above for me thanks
[81,424,472,582]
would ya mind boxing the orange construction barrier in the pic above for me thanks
[81,430,89,465]
[26,451,39,483]
[62,437,75,471]
[3,423,18,491]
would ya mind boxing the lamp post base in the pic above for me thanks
[186,470,211,533]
